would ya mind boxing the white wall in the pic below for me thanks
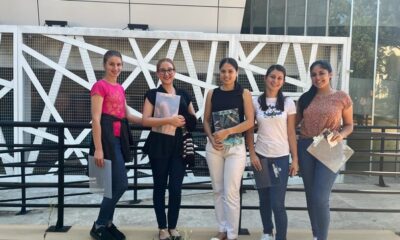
[0,0,39,25]
[0,0,246,33]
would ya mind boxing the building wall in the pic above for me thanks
[0,0,246,33]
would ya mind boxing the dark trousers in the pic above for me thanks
[150,154,186,229]
[96,137,128,226]
[256,155,289,240]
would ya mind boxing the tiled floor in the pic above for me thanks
[0,225,399,240]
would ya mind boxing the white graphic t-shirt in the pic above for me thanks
[253,96,296,157]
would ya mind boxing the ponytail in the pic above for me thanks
[298,85,317,117]
[298,60,333,116]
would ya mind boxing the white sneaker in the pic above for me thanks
[313,237,318,240]
[260,233,274,240]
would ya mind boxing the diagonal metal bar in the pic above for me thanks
[121,39,166,89]
[28,42,72,164]
[128,38,156,89]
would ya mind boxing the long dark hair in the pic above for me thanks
[219,57,243,93]
[298,60,333,117]
[258,64,286,111]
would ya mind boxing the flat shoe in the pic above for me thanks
[159,229,170,240]
[169,229,181,240]
[210,232,227,240]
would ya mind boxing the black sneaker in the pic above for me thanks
[90,222,116,240]
[107,223,126,240]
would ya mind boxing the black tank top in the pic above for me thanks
[211,84,245,133]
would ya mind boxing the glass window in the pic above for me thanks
[252,0,268,34]
[328,0,351,36]
[307,0,328,36]
[374,0,400,125]
[287,0,306,35]
[240,0,252,34]
[268,0,285,35]
[350,0,377,127]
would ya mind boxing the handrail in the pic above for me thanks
[0,122,399,232]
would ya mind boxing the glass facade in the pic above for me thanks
[307,0,328,36]
[241,0,400,172]
[241,0,400,126]
[375,0,400,126]
[328,0,351,37]
[351,0,376,127]
[268,0,285,35]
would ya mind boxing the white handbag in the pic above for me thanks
[307,129,354,173]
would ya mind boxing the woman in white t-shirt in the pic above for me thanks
[245,64,299,240]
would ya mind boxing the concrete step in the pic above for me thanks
[0,225,399,240]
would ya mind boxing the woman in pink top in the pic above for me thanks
[90,50,141,240]
[296,60,353,240]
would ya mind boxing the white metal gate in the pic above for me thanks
[0,25,351,180]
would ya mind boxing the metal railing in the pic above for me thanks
[0,121,399,233]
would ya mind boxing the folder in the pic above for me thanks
[251,157,281,189]
[212,108,244,147]
[152,92,181,136]
[88,155,112,199]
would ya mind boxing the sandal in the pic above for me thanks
[168,229,182,240]
[210,232,227,240]
[159,229,171,240]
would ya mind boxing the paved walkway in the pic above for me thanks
[0,176,399,239]
[0,225,399,240]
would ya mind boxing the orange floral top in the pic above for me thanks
[300,90,352,138]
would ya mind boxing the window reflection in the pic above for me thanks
[287,0,305,35]
[306,0,327,36]
[268,0,285,35]
[328,0,351,36]
[375,0,400,125]
[253,0,267,34]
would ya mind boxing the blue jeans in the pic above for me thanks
[96,137,128,226]
[255,155,289,240]
[298,138,338,240]
[150,154,185,229]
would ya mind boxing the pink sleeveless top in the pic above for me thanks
[91,79,126,136]
[300,91,352,138]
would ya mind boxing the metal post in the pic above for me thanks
[238,177,250,235]
[378,128,388,187]
[47,126,71,232]
[130,146,141,204]
[17,150,27,215]
[56,126,65,229]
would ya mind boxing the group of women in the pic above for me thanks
[89,50,353,240]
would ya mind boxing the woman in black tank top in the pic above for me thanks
[203,58,254,240]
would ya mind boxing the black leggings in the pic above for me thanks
[150,155,186,229]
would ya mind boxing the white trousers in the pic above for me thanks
[206,141,246,239]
